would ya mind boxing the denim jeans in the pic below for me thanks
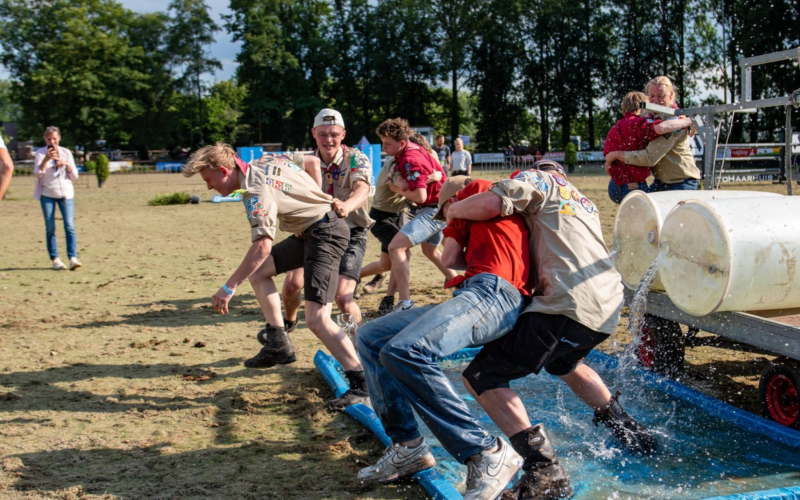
[607,179,648,204]
[649,178,699,192]
[357,273,524,463]
[40,196,77,259]
[401,206,445,246]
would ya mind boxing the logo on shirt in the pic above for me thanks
[554,176,567,187]
[514,171,549,192]
[264,177,293,194]
[559,200,577,217]
[580,197,595,214]
[404,164,420,182]
[245,196,269,221]
[558,187,571,200]
[570,190,581,202]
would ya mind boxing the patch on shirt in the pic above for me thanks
[514,171,549,192]
[554,176,567,187]
[264,153,293,164]
[580,197,595,214]
[404,164,420,182]
[264,177,292,194]
[245,197,268,221]
[559,200,577,217]
[558,187,571,200]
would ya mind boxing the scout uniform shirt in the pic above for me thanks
[490,171,624,334]
[239,153,334,242]
[623,127,700,184]
[372,156,410,214]
[316,145,374,229]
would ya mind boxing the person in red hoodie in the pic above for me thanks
[376,118,456,312]
[603,91,692,204]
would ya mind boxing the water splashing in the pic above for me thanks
[622,250,666,370]
[337,313,358,342]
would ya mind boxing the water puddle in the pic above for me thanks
[423,358,800,499]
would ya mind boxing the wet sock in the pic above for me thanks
[345,370,367,392]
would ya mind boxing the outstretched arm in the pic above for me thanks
[303,155,323,188]
[623,132,681,167]
[447,191,502,224]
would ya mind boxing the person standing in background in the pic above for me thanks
[450,138,472,176]
[432,134,451,171]
[34,126,81,271]
[0,133,13,204]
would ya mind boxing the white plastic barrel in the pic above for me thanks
[612,191,781,290]
[659,197,800,316]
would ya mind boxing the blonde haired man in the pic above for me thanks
[184,143,368,410]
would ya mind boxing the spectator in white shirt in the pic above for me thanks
[450,138,472,176]
[34,126,81,270]
[0,134,13,204]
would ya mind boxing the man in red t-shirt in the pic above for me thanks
[376,118,453,312]
[356,175,531,499]
[603,91,692,204]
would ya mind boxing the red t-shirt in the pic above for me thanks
[442,180,532,295]
[393,143,446,206]
[603,113,662,185]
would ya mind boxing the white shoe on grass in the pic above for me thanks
[392,300,414,313]
[358,438,436,483]
[463,437,523,500]
[69,257,82,270]
[52,258,66,270]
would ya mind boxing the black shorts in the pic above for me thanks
[462,312,609,396]
[369,208,411,253]
[271,211,350,305]
[339,226,369,281]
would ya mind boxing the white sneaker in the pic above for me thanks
[52,258,66,271]
[358,438,436,483]
[69,257,82,270]
[392,300,415,313]
[463,437,523,500]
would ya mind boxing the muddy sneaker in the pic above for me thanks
[358,439,436,483]
[257,319,298,345]
[593,390,658,455]
[363,273,386,294]
[245,325,296,368]
[463,438,523,500]
[392,300,414,313]
[325,388,370,411]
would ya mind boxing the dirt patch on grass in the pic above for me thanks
[0,172,789,498]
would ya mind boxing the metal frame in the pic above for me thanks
[642,47,800,194]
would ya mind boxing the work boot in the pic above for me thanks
[463,437,523,500]
[326,370,370,411]
[503,424,572,500]
[363,273,386,294]
[257,319,298,345]
[377,296,395,316]
[593,391,658,455]
[245,324,296,368]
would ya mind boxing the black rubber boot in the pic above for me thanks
[503,424,572,500]
[325,370,369,411]
[257,319,298,345]
[245,324,296,368]
[593,390,658,455]
[377,296,395,316]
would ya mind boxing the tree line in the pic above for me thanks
[0,0,797,155]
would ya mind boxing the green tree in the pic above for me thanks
[205,79,250,144]
[166,0,222,148]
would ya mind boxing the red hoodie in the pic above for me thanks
[603,113,662,185]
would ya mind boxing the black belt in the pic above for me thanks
[419,204,438,209]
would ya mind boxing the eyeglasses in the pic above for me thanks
[317,133,342,140]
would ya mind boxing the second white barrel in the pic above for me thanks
[660,196,800,316]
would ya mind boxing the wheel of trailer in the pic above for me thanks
[760,358,800,430]
[638,314,685,377]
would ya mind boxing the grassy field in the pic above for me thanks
[0,169,791,499]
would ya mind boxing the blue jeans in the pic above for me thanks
[607,179,648,204]
[357,273,524,463]
[40,196,77,259]
[401,206,445,246]
[649,178,699,192]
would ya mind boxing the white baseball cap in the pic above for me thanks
[313,108,345,129]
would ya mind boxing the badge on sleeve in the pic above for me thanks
[554,176,567,187]
[580,197,595,214]
[558,187,571,200]
[558,200,577,216]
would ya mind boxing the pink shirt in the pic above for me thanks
[34,146,78,200]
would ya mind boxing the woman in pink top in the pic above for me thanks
[34,126,81,270]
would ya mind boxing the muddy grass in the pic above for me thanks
[0,170,789,499]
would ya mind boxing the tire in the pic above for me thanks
[760,358,800,430]
[637,314,685,377]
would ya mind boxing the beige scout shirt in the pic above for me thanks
[240,153,334,242]
[372,156,410,214]
[317,146,374,229]
[623,128,701,183]
[491,172,624,334]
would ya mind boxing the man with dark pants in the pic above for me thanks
[183,143,368,410]
[356,176,531,500]
[448,161,657,500]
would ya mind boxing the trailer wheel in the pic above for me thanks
[760,358,800,430]
[638,315,685,377]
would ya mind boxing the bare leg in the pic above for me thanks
[248,256,285,327]
[335,276,362,325]
[463,376,532,437]
[388,233,413,301]
[557,362,613,412]
[281,268,304,322]
[360,252,393,279]
[305,301,362,371]
[421,242,458,280]
[386,270,398,297]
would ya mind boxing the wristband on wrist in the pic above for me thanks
[222,284,235,296]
